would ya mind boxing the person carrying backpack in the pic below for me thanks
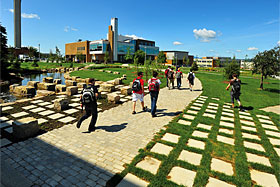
[76,78,99,132]
[148,71,161,117]
[226,74,243,109]
[132,72,146,114]
[176,67,183,89]
[164,66,171,88]
[168,67,175,89]
[187,70,195,91]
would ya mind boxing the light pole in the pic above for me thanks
[176,54,177,69]
[38,44,40,61]
[144,46,146,63]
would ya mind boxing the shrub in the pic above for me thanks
[190,61,199,71]
[32,61,39,67]
[224,61,240,79]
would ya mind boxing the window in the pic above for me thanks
[90,43,102,51]
[77,47,85,51]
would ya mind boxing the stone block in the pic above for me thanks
[64,73,71,80]
[136,156,161,174]
[113,72,120,74]
[42,77,54,83]
[12,117,39,139]
[121,86,132,96]
[53,79,62,84]
[54,98,69,111]
[77,82,86,88]
[36,90,56,97]
[27,81,39,89]
[85,78,91,84]
[13,86,36,97]
[98,69,104,72]
[71,76,80,81]
[76,78,86,83]
[9,84,20,93]
[114,78,122,85]
[99,84,115,92]
[107,93,120,103]
[55,84,66,92]
[37,83,56,91]
[65,80,77,87]
[66,86,78,96]
[106,70,112,73]
[107,80,115,85]
[168,167,196,186]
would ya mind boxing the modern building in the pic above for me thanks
[163,51,190,66]
[65,18,160,62]
[195,56,241,67]
[240,60,254,69]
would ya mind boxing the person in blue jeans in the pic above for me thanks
[148,71,161,117]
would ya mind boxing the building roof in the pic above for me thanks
[164,51,189,53]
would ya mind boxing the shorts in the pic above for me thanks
[189,79,194,85]
[132,93,144,102]
[230,91,240,103]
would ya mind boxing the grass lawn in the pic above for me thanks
[108,68,280,186]
[19,62,88,70]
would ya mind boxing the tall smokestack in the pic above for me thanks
[111,18,118,62]
[14,0,21,48]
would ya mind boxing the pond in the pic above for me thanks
[0,72,66,103]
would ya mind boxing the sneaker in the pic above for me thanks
[132,111,136,114]
[76,122,81,129]
[152,114,157,118]
[143,106,147,112]
[88,127,96,132]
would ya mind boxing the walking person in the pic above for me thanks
[132,72,147,114]
[176,67,183,89]
[76,78,98,132]
[148,71,161,117]
[226,74,243,110]
[168,67,175,89]
[164,66,171,88]
[187,70,195,91]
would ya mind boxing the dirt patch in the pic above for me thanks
[223,81,230,84]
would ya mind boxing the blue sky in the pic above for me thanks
[1,0,279,59]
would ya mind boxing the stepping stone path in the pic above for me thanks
[58,116,76,123]
[30,107,45,113]
[168,167,196,186]
[211,158,234,176]
[203,113,215,118]
[182,114,195,120]
[220,116,234,122]
[243,141,265,152]
[177,119,191,126]
[11,111,29,118]
[150,143,173,156]
[187,139,205,150]
[63,108,79,114]
[197,123,212,130]
[136,156,161,174]
[1,106,13,111]
[242,132,260,140]
[190,106,201,111]
[186,110,198,115]
[22,105,37,110]
[217,135,235,145]
[207,177,235,187]
[220,121,234,128]
[48,113,65,120]
[192,130,209,138]
[205,109,216,113]
[161,133,180,144]
[246,152,271,166]
[250,169,279,187]
[117,173,149,187]
[178,150,202,165]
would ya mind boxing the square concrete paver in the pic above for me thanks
[177,119,191,126]
[125,96,132,99]
[136,156,161,175]
[206,177,235,187]
[241,125,257,132]
[262,124,278,131]
[38,118,48,124]
[196,100,205,104]
[182,114,195,120]
[198,98,206,101]
[30,107,46,113]
[217,135,235,146]
[168,167,196,187]
[250,169,279,187]
[220,121,234,128]
[211,158,234,176]
[223,108,233,113]
[1,138,12,147]
[197,123,212,130]
[268,138,280,146]
[245,152,271,167]
[150,143,173,156]
[219,128,234,135]
[207,106,218,110]
[1,106,13,111]
[209,103,219,106]
[190,106,201,111]
[274,148,280,156]
[259,119,274,125]
[117,173,149,187]
[63,108,79,114]
[239,115,253,121]
[240,120,255,126]
[45,104,54,109]
[239,111,250,116]
[178,150,202,165]
[205,109,216,114]
[220,116,234,122]
[162,133,180,144]
[38,110,55,116]
[192,131,208,138]
[0,120,13,129]
[242,132,260,140]
[71,98,81,102]
[187,139,205,150]
[244,141,265,152]
[48,113,65,120]
[56,95,67,98]
[265,130,280,137]
[0,117,9,122]
[203,113,215,118]
[193,103,203,107]
[58,116,76,123]
[22,105,37,110]
[69,103,80,107]
[4,127,13,133]
[186,110,198,115]
[256,115,270,120]
[223,105,231,109]
[211,98,220,101]
[200,96,208,98]
[31,99,44,104]
[38,102,51,106]
[120,98,128,102]
[222,112,234,117]
[11,111,29,118]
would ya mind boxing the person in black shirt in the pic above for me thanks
[76,78,98,132]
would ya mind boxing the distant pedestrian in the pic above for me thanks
[131,72,147,114]
[164,66,171,88]
[187,70,195,91]
[148,71,161,117]
[168,67,175,89]
[176,67,183,89]
[226,74,243,110]
[77,78,98,132]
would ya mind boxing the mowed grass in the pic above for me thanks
[107,68,280,187]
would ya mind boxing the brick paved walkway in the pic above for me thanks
[1,76,202,186]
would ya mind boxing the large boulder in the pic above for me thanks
[65,80,77,87]
[37,83,56,91]
[56,84,66,92]
[114,78,122,85]
[71,76,80,81]
[12,117,39,139]
[76,78,86,83]
[107,80,115,85]
[36,90,56,97]
[77,83,86,88]
[66,86,78,96]
[9,84,20,93]
[121,86,132,96]
[53,79,62,84]
[43,77,54,83]
[54,98,69,111]
[27,81,39,89]
[107,93,120,103]
[13,86,36,97]
[99,84,115,92]
[95,81,104,87]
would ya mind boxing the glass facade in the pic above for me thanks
[90,43,102,51]
[139,45,159,56]
[117,42,135,54]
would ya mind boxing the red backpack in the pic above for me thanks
[165,69,169,76]
[149,78,160,92]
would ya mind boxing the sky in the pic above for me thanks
[1,0,279,59]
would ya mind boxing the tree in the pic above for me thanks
[134,50,145,65]
[190,61,199,71]
[183,56,187,66]
[215,59,220,67]
[125,47,133,63]
[104,51,109,64]
[144,58,152,81]
[157,51,167,64]
[48,50,54,62]
[28,46,39,59]
[76,52,85,63]
[55,46,62,62]
[253,46,280,89]
[0,23,9,77]
[224,60,240,80]
[187,58,192,67]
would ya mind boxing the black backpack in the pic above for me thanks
[232,79,241,94]
[132,78,141,92]
[188,72,194,81]
[81,87,95,104]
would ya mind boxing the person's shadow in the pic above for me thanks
[95,123,128,132]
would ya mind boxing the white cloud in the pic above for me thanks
[265,19,278,25]
[236,50,242,52]
[173,41,183,45]
[226,50,232,53]
[9,9,40,19]
[193,28,217,42]
[209,49,215,52]
[71,28,78,31]
[277,41,280,46]
[125,34,145,40]
[248,47,258,51]
[64,26,70,32]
